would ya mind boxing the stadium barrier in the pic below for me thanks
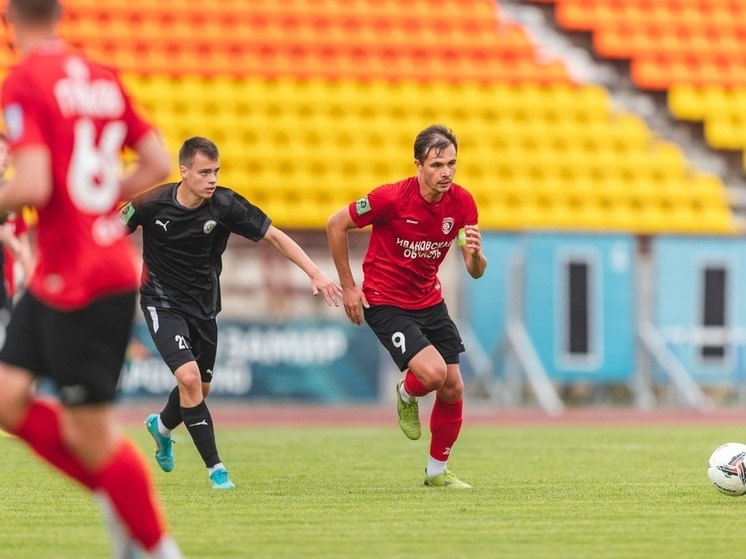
[464,233,746,413]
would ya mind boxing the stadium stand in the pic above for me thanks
[531,0,746,173]
[0,0,737,232]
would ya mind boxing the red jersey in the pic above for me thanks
[349,176,478,310]
[3,211,28,297]
[1,42,151,309]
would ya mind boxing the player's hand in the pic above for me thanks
[342,285,369,325]
[462,224,482,254]
[310,271,343,307]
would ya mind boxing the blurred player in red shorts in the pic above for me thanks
[328,125,487,488]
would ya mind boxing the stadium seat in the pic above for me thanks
[29,0,732,232]
[532,0,746,168]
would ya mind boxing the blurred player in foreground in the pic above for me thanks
[0,0,183,556]
[327,124,487,488]
[120,136,342,489]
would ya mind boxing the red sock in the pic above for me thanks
[11,398,96,490]
[403,370,430,398]
[94,439,166,551]
[429,396,463,461]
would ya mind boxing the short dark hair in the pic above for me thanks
[413,124,457,163]
[178,137,219,168]
[8,0,61,24]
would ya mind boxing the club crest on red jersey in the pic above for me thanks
[442,217,454,235]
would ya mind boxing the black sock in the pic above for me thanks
[181,400,220,468]
[159,387,183,430]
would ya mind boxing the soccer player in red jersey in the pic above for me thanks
[0,1,183,557]
[327,125,488,488]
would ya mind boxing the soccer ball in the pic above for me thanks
[708,442,746,496]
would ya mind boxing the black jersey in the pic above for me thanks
[120,183,271,319]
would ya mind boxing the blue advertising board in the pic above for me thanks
[464,232,635,384]
[118,319,381,402]
[653,236,746,385]
[522,233,635,383]
[463,233,519,361]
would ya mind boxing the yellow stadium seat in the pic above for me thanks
[705,117,745,150]
[668,84,707,120]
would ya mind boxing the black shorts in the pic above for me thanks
[363,301,464,372]
[0,290,136,406]
[142,306,217,383]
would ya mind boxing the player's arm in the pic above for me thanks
[460,224,487,279]
[0,223,34,286]
[14,228,33,286]
[0,223,23,259]
[119,198,142,234]
[326,206,369,325]
[260,224,342,307]
[120,130,170,200]
[0,147,51,211]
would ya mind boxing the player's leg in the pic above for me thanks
[0,292,96,489]
[397,345,449,440]
[186,319,233,489]
[423,363,470,488]
[421,303,470,488]
[364,304,438,440]
[96,492,140,559]
[141,307,192,473]
[150,341,214,447]
[144,387,178,473]
[174,350,233,489]
[51,292,183,556]
[63,404,172,549]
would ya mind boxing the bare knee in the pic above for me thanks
[438,377,464,401]
[174,363,203,406]
[61,404,118,470]
[436,365,464,401]
[412,362,448,391]
[0,365,34,430]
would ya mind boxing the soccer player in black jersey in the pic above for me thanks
[120,136,342,489]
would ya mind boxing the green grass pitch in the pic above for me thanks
[1,423,745,558]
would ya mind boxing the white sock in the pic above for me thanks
[399,382,416,403]
[426,457,447,478]
[144,536,185,559]
[95,492,139,559]
[156,415,171,437]
[208,462,226,475]
[97,492,185,559]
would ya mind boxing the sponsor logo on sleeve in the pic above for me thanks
[3,103,23,142]
[355,196,371,216]
[119,202,135,225]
